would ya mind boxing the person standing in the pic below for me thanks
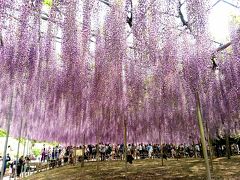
[23,156,30,176]
[139,143,143,158]
[52,147,55,160]
[55,146,59,159]
[17,156,24,177]
[0,156,3,176]
[41,144,46,162]
[147,144,153,158]
[0,155,10,177]
[0,153,11,177]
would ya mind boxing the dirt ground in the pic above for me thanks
[24,156,240,180]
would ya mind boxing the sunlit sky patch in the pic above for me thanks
[39,0,240,50]
[209,0,240,44]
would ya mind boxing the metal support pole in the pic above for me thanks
[96,140,99,171]
[23,139,26,158]
[196,92,211,180]
[81,134,85,167]
[26,138,29,156]
[96,113,100,171]
[206,122,214,172]
[15,118,24,179]
[124,117,127,176]
[0,91,14,180]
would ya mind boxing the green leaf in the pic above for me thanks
[231,15,240,24]
[43,0,53,7]
[0,129,7,137]
[32,148,41,157]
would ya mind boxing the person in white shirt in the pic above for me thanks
[139,144,143,158]
[147,144,153,158]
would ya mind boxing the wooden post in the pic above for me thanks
[195,92,211,180]
[225,130,231,159]
[0,91,14,180]
[161,144,164,166]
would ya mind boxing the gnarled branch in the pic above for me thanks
[215,42,231,53]
[0,32,3,46]
[178,0,192,32]
[99,0,110,6]
[126,0,133,28]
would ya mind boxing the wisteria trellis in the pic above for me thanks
[0,0,239,145]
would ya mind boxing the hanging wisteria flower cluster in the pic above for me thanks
[0,0,239,145]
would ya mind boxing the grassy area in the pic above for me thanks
[25,156,240,180]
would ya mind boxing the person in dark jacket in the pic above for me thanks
[17,156,24,177]
[1,154,11,176]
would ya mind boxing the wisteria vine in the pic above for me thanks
[0,0,239,145]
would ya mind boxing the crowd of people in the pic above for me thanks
[1,141,239,178]
[45,142,240,163]
[0,153,31,178]
[78,143,240,161]
[40,144,63,162]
